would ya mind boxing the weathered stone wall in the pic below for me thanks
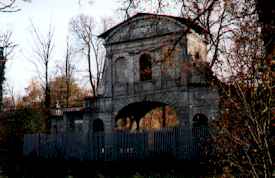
[63,111,83,133]
[187,32,207,61]
[104,15,186,44]
[84,14,219,133]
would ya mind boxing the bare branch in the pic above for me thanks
[69,14,105,97]
[29,21,55,108]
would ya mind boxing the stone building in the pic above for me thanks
[59,13,219,134]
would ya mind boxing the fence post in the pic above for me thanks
[38,133,40,158]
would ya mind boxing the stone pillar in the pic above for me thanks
[83,97,95,134]
[82,112,91,134]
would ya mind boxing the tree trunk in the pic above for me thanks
[45,61,50,108]
[87,46,96,97]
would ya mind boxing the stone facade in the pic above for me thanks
[58,13,219,134]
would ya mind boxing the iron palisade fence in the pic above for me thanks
[23,127,209,161]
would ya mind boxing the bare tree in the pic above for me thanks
[0,0,30,111]
[0,31,16,57]
[70,14,105,97]
[3,82,16,111]
[0,0,30,13]
[29,23,54,109]
[120,0,172,19]
[0,31,16,111]
[62,37,75,107]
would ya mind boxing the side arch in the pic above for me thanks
[92,119,105,133]
[192,113,208,127]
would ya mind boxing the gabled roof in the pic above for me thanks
[98,13,207,39]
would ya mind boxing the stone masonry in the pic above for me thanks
[78,13,220,134]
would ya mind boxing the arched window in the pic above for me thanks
[93,119,104,133]
[139,54,152,81]
[115,57,128,82]
[194,52,200,60]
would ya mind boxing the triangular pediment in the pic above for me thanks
[99,13,204,44]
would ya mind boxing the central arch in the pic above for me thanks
[115,101,178,132]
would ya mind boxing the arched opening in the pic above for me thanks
[115,57,128,82]
[139,54,152,81]
[192,113,209,160]
[115,101,178,132]
[93,119,104,133]
[193,113,208,127]
[194,52,200,60]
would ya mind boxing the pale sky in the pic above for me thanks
[1,0,121,96]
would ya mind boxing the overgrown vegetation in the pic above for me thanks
[120,0,274,177]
